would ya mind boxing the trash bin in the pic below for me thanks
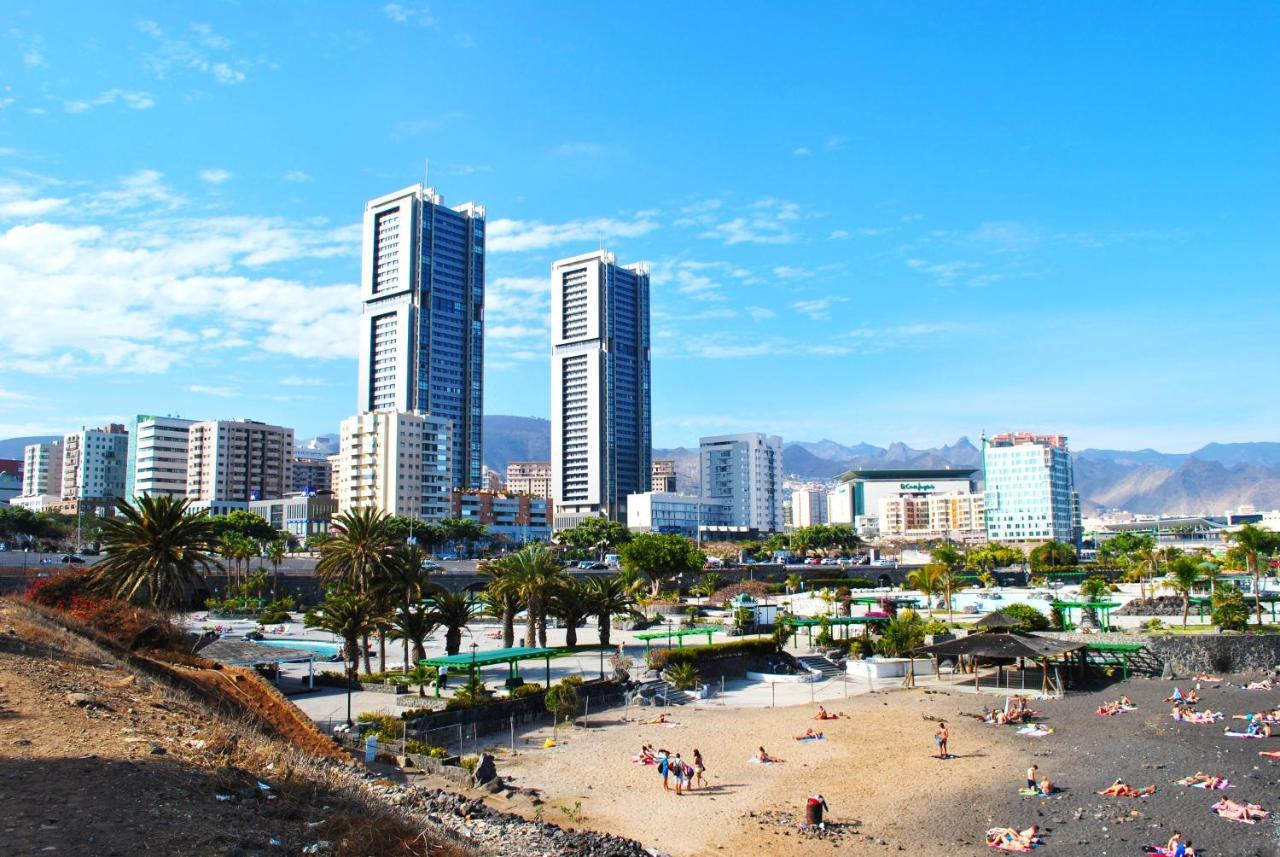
[805,798,824,826]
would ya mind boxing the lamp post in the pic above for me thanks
[345,643,356,728]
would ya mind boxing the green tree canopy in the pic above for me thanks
[555,516,632,558]
[964,543,1025,573]
[209,510,278,544]
[619,532,705,595]
[90,496,221,611]
[1096,531,1155,564]
[1029,540,1078,571]
[1225,524,1279,625]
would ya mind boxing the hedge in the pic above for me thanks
[802,577,878,589]
[647,638,777,671]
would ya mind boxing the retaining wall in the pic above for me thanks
[1038,631,1280,674]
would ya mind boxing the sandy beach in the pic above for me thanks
[485,675,1280,856]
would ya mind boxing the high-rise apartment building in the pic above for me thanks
[791,487,828,528]
[982,432,1080,545]
[356,184,485,489]
[699,433,784,534]
[62,424,128,501]
[651,459,678,493]
[878,492,985,540]
[505,461,552,499]
[186,419,294,503]
[21,441,62,498]
[291,451,333,495]
[336,410,453,522]
[550,251,651,528]
[126,415,195,502]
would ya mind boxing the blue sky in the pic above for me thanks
[1,3,1278,452]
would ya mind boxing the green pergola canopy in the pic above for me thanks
[634,626,721,652]
[1051,599,1120,631]
[418,646,559,688]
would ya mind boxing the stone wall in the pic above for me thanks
[1037,631,1280,675]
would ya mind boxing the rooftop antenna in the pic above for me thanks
[423,158,430,191]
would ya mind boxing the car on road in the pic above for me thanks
[59,555,87,564]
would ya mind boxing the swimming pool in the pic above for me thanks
[256,638,344,657]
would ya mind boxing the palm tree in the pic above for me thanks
[404,663,436,697]
[379,544,436,671]
[1227,524,1277,625]
[427,591,477,656]
[265,539,286,599]
[316,508,398,594]
[585,574,638,647]
[549,578,594,647]
[481,556,522,648]
[1165,556,1202,627]
[389,602,438,665]
[89,496,220,611]
[783,573,802,595]
[305,590,381,680]
[905,564,943,614]
[505,544,568,648]
[693,570,724,598]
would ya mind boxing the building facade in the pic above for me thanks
[62,424,129,501]
[982,432,1080,545]
[126,415,195,502]
[21,441,62,498]
[249,493,337,544]
[791,487,829,528]
[291,451,333,495]
[651,459,678,493]
[550,250,651,528]
[626,491,732,540]
[336,410,453,522]
[505,461,552,499]
[877,492,986,541]
[449,490,551,545]
[356,184,485,489]
[186,419,294,503]
[699,433,784,534]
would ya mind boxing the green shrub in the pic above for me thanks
[545,682,581,720]
[399,707,436,721]
[805,577,876,589]
[404,740,447,757]
[257,609,291,625]
[666,661,700,690]
[1078,575,1111,601]
[1211,583,1248,632]
[996,603,1050,632]
[559,675,584,688]
[921,621,950,636]
[356,711,404,741]
[460,755,479,773]
[1142,618,1165,633]
[509,682,544,699]
[876,611,925,656]
[646,638,777,671]
[444,676,494,711]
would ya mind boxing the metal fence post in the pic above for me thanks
[510,714,515,755]
[457,724,463,759]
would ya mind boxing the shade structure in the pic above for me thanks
[419,646,559,687]
[198,638,319,688]
[913,631,1087,693]
[972,611,1022,630]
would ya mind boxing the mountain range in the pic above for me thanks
[6,419,1279,517]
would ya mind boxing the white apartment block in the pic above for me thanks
[982,432,1080,544]
[126,415,195,501]
[551,251,651,528]
[699,433,784,534]
[505,461,552,499]
[291,452,333,495]
[62,424,128,500]
[22,441,62,498]
[186,419,294,503]
[626,491,731,540]
[791,487,829,528]
[336,410,453,522]
[878,492,985,540]
[827,482,854,525]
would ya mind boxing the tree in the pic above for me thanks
[379,543,436,671]
[930,545,964,622]
[877,609,925,657]
[555,516,632,559]
[995,603,1050,632]
[504,544,568,648]
[1226,524,1280,626]
[964,544,1025,575]
[904,564,943,612]
[209,509,278,544]
[316,508,398,595]
[437,517,489,558]
[1097,531,1155,566]
[619,532,705,596]
[265,539,287,598]
[88,496,221,611]
[383,515,443,550]
[584,574,638,647]
[1211,583,1248,632]
[389,602,438,665]
[549,578,594,647]
[693,570,724,598]
[480,557,522,648]
[783,573,802,594]
[1165,556,1202,627]
[1029,540,1077,572]
[427,591,477,656]
[305,591,381,679]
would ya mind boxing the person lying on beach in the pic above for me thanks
[1170,708,1221,724]
[1243,679,1275,690]
[645,713,669,725]
[756,746,784,764]
[1193,673,1221,683]
[1143,831,1196,857]
[814,705,842,720]
[1211,798,1269,824]
[985,825,1041,851]
[794,728,824,741]
[1097,779,1155,797]
[1175,772,1228,789]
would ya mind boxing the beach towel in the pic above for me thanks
[1016,725,1053,737]
[1141,847,1182,857]
[1017,788,1049,797]
[1223,729,1266,738]
[984,829,1038,852]
[747,756,782,764]
[795,735,825,742]
[1175,776,1229,789]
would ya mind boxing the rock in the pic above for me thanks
[65,692,96,707]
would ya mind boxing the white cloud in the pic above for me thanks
[382,3,435,25]
[8,29,45,68]
[282,170,314,183]
[650,259,756,304]
[487,213,658,253]
[745,306,775,321]
[772,265,811,279]
[824,135,849,152]
[791,296,849,320]
[199,168,232,185]
[446,164,491,176]
[969,220,1040,251]
[186,384,236,397]
[905,257,981,286]
[137,20,252,85]
[0,170,361,376]
[792,147,811,156]
[280,376,326,387]
[0,181,69,219]
[64,89,156,113]
[698,198,806,246]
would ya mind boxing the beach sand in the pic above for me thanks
[484,675,1280,856]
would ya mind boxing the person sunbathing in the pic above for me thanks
[985,825,1041,850]
[1259,749,1280,759]
[1097,779,1155,797]
[814,705,842,720]
[1244,679,1275,690]
[1159,831,1195,857]
[1211,798,1269,823]
[1184,690,1200,704]
[1120,694,1133,707]
[794,728,824,741]
[1038,777,1054,795]
[1193,673,1221,682]
[644,713,669,725]
[756,746,784,763]
[1177,772,1227,789]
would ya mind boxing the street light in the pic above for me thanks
[344,641,356,728]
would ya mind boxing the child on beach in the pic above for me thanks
[1026,764,1038,790]
[934,722,950,759]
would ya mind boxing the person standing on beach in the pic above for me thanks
[934,721,949,759]
[658,750,671,791]
[673,753,685,795]
[1026,764,1038,790]
[693,748,706,789]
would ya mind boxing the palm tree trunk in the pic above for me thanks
[360,633,372,675]
[1183,595,1190,627]
[502,599,515,648]
[599,614,611,647]
[537,607,548,647]
[565,618,577,648]
[525,596,538,648]
[378,629,387,673]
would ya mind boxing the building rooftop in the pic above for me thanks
[837,468,978,483]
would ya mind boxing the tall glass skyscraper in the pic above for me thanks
[357,184,485,489]
[982,432,1081,545]
[551,250,651,527]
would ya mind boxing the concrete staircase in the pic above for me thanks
[632,677,696,706]
[796,654,843,679]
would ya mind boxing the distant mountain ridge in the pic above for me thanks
[4,424,1278,517]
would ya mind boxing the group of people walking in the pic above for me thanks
[650,746,706,795]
